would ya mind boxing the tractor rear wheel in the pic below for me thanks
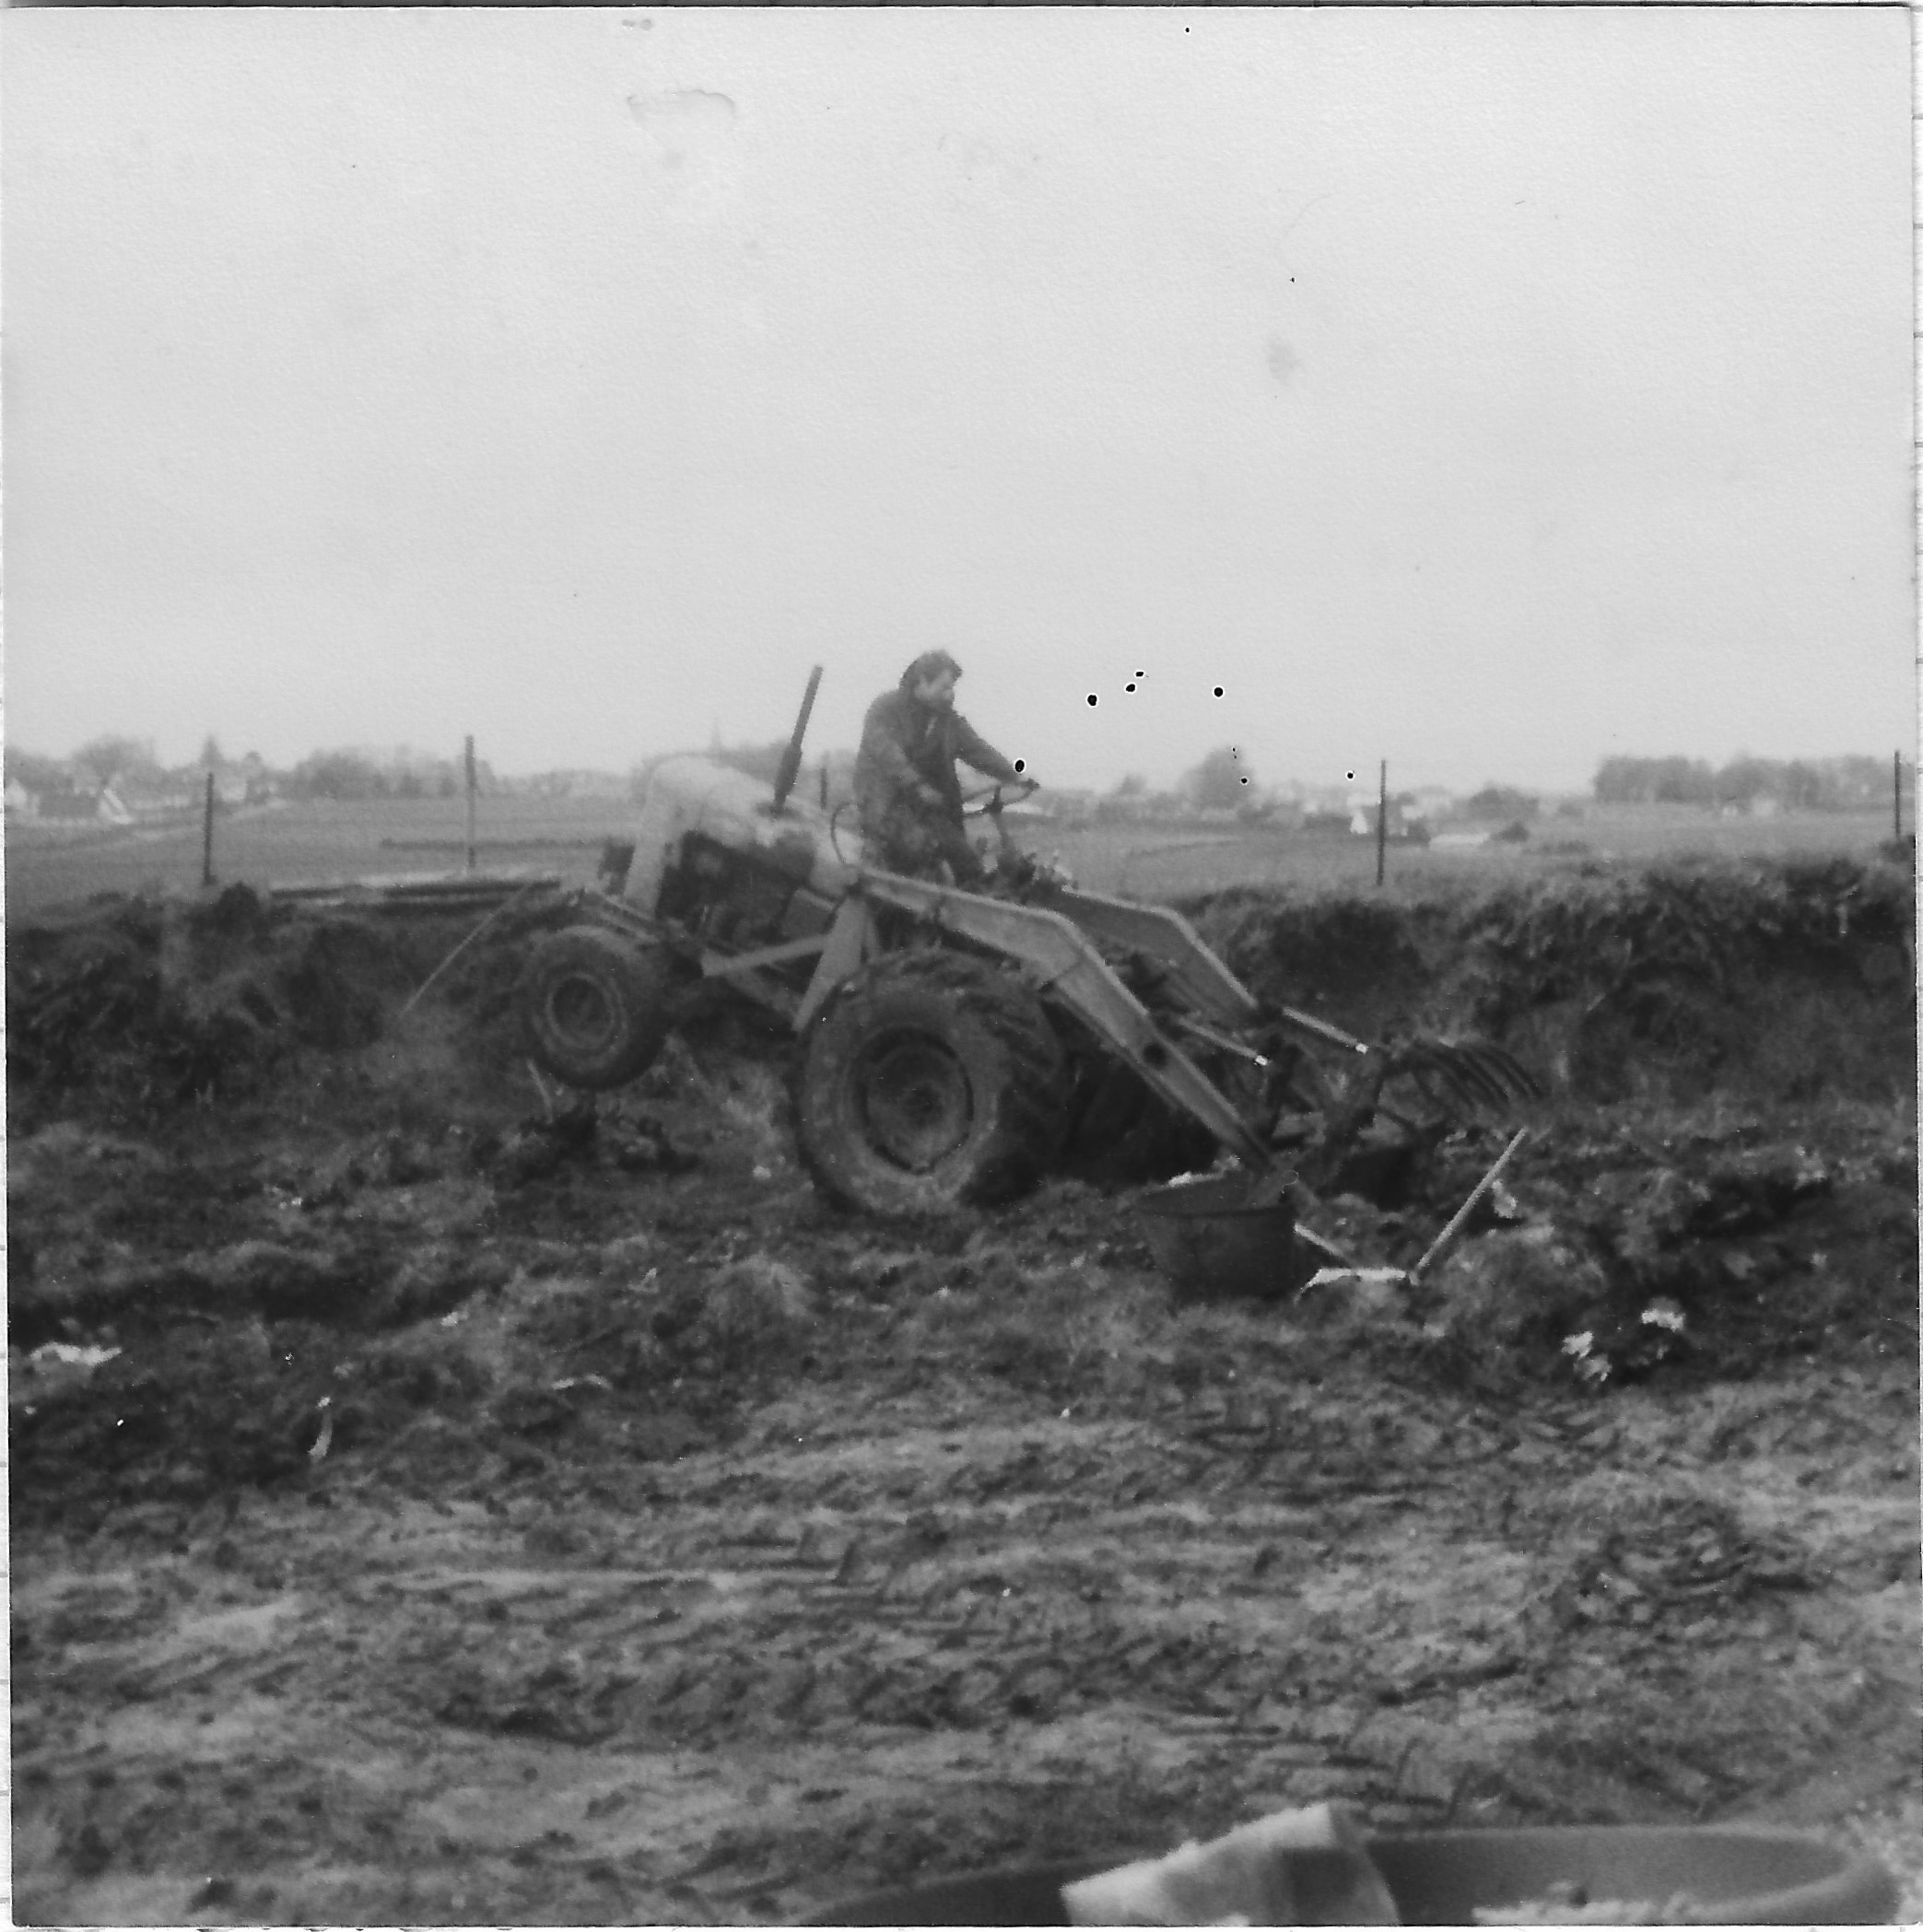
[519,926,673,1091]
[795,953,1071,1215]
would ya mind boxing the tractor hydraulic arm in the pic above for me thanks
[1272,1005,1374,1060]
[1028,884,1261,1032]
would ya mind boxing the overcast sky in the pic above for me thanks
[5,8,1913,795]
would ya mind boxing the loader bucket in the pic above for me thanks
[1138,1170,1297,1302]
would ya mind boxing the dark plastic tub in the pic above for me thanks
[802,1825,1898,1926]
[1137,1170,1296,1302]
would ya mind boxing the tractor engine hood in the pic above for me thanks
[625,755,863,915]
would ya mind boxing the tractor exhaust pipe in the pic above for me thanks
[770,664,824,814]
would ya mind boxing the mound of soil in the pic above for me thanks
[1190,855,1915,1108]
[7,889,417,1130]
[4,884,598,1135]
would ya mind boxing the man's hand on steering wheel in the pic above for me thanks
[961,777,1032,815]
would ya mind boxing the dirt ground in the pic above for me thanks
[9,869,1920,1925]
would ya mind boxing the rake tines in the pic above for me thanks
[1267,1004,1542,1118]
[1394,1036,1542,1117]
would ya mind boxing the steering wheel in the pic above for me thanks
[959,779,1039,818]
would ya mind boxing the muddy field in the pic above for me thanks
[9,858,1920,1924]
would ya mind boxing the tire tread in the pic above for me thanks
[794,950,1071,1213]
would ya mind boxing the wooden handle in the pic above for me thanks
[1410,1128,1529,1282]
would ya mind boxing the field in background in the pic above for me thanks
[5,796,628,917]
[6,795,1900,919]
[1049,805,1900,899]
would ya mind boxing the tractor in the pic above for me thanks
[514,670,1537,1219]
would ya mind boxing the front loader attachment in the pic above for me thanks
[794,862,1542,1196]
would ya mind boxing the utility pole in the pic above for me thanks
[1375,760,1389,888]
[201,771,217,889]
[463,736,477,875]
[1894,750,1905,843]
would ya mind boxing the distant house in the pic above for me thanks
[109,781,194,823]
[1349,801,1424,841]
[238,752,276,802]
[35,785,115,823]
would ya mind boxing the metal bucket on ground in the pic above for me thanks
[1137,1169,1296,1302]
[802,1824,1899,1926]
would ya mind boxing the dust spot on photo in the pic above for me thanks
[627,88,738,146]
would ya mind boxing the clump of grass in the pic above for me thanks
[696,1252,817,1368]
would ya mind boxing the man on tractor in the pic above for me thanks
[854,650,1029,886]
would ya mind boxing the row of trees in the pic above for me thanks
[7,735,173,796]
[12,733,1895,817]
[6,734,498,803]
[285,749,496,801]
[1592,755,1897,812]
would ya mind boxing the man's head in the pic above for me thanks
[901,649,962,709]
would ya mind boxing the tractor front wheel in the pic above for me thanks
[519,926,674,1091]
[795,954,1070,1216]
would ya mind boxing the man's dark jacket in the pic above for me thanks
[854,690,1020,843]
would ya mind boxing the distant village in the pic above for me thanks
[4,733,1896,847]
